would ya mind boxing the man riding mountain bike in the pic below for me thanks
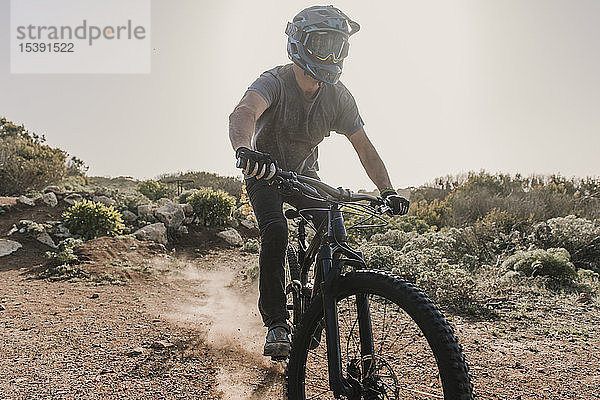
[228,5,410,359]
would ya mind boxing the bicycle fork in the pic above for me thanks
[320,245,375,399]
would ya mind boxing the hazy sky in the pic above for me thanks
[1,0,599,190]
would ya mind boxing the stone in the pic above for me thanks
[93,195,117,207]
[0,239,22,257]
[156,198,172,207]
[151,340,174,349]
[42,192,58,207]
[43,186,63,195]
[176,225,188,235]
[36,232,57,249]
[137,204,156,222]
[240,219,256,230]
[17,196,35,207]
[121,210,138,223]
[182,203,193,217]
[155,203,185,229]
[0,304,5,311]
[128,346,146,356]
[134,223,168,245]
[184,217,194,225]
[6,225,18,236]
[216,228,243,247]
[63,193,83,206]
[90,293,99,299]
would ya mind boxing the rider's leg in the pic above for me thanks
[245,178,290,328]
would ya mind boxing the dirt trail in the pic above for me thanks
[159,251,285,399]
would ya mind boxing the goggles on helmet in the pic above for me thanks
[303,30,349,63]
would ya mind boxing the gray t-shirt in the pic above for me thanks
[248,64,364,176]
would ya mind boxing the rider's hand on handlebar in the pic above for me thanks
[380,188,410,216]
[235,147,277,180]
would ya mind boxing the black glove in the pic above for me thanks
[380,188,410,215]
[235,147,277,180]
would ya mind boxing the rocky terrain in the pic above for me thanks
[1,194,600,399]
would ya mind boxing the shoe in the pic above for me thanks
[264,321,291,358]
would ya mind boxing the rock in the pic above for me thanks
[184,217,194,225]
[63,193,83,206]
[137,204,156,222]
[156,198,172,207]
[216,228,243,247]
[128,346,146,356]
[121,210,138,223]
[0,304,5,311]
[36,232,57,248]
[181,203,193,217]
[43,186,63,195]
[134,223,167,245]
[18,220,46,234]
[0,239,22,257]
[42,192,58,207]
[176,225,188,235]
[151,340,174,349]
[229,218,239,228]
[17,196,35,206]
[6,225,18,236]
[90,293,99,299]
[240,218,256,230]
[155,203,185,229]
[93,195,117,207]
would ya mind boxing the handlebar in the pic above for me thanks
[276,170,384,206]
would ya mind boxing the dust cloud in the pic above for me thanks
[165,266,284,399]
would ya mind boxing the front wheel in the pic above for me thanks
[286,270,473,399]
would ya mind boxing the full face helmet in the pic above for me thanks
[286,5,360,84]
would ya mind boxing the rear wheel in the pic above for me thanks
[286,270,473,399]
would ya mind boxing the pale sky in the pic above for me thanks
[1,0,599,190]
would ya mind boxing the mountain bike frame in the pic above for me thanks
[278,170,389,398]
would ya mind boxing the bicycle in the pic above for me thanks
[266,170,473,399]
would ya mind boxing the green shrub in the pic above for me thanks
[345,213,430,242]
[370,229,418,251]
[63,200,125,239]
[188,188,236,226]
[417,266,476,309]
[136,180,172,201]
[179,189,199,204]
[501,248,576,282]
[0,117,67,195]
[242,238,260,253]
[157,170,243,200]
[45,238,83,265]
[359,244,397,270]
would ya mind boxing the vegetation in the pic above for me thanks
[352,172,600,312]
[157,170,243,200]
[63,200,125,239]
[187,187,236,226]
[0,117,88,195]
[136,179,173,201]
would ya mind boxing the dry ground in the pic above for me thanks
[1,201,599,399]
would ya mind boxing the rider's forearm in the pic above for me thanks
[359,149,393,191]
[349,130,393,191]
[228,104,256,151]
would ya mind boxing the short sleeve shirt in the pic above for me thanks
[247,64,364,175]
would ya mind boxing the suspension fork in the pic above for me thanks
[319,243,349,397]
